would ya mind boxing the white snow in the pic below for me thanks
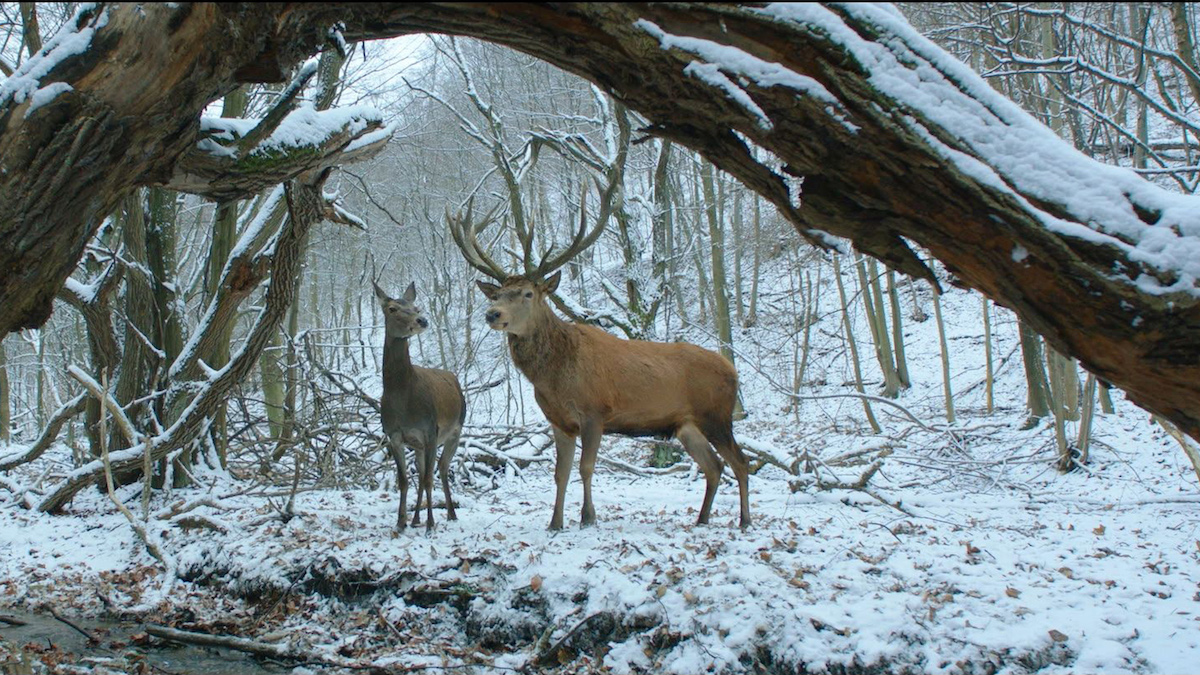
[23,82,73,117]
[0,4,109,108]
[636,18,858,133]
[197,104,384,159]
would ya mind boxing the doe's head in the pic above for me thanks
[374,281,429,339]
[476,271,561,336]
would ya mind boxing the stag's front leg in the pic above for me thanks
[578,420,602,528]
[388,435,408,531]
[549,425,576,530]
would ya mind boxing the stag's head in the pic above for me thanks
[374,281,429,339]
[476,272,561,337]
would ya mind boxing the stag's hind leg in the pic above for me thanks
[676,422,723,525]
[438,430,461,521]
[387,435,409,531]
[549,424,576,531]
[708,426,751,529]
[578,420,602,528]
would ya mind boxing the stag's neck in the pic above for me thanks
[382,334,416,395]
[507,307,576,385]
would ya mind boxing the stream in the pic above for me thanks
[0,612,289,675]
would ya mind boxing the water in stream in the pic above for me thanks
[1,612,290,675]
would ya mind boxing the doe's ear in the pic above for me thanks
[476,280,501,300]
[541,271,562,295]
[372,281,389,303]
[402,282,417,302]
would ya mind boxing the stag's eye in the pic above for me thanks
[524,291,533,299]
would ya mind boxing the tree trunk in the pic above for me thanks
[745,196,763,328]
[0,341,9,443]
[701,162,735,366]
[982,296,995,415]
[833,255,881,433]
[886,269,910,389]
[110,192,158,455]
[931,288,955,425]
[857,256,899,398]
[4,3,1200,443]
[1020,319,1052,421]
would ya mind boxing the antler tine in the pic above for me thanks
[447,202,508,281]
[533,177,611,280]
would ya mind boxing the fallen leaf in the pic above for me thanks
[530,575,543,592]
[1048,629,1068,643]
[1093,524,1105,536]
[1005,587,1021,598]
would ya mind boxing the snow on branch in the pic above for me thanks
[765,3,1200,298]
[167,103,391,202]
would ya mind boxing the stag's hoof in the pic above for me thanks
[446,510,458,521]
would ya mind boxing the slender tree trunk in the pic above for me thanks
[200,86,249,469]
[1099,382,1115,414]
[857,256,899,398]
[18,3,41,58]
[1077,372,1097,465]
[982,296,994,414]
[834,255,881,433]
[1047,344,1072,471]
[732,189,745,326]
[111,191,158,456]
[700,162,734,364]
[1019,319,1052,421]
[0,341,8,443]
[886,269,909,388]
[932,288,955,424]
[745,196,762,327]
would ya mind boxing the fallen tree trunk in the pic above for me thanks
[2,3,1199,444]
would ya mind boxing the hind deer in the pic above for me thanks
[374,280,465,531]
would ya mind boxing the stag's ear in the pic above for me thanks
[541,271,561,295]
[372,281,389,303]
[402,282,417,303]
[476,280,501,300]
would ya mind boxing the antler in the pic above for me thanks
[447,197,508,281]
[531,176,616,281]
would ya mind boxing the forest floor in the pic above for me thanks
[3,274,1200,674]
[1,399,1198,674]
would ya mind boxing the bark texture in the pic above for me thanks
[2,3,1200,442]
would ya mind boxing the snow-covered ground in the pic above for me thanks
[2,265,1198,674]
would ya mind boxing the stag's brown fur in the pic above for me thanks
[479,273,751,529]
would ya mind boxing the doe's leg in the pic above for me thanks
[423,445,436,530]
[439,430,461,521]
[387,435,408,531]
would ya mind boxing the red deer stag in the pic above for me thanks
[475,271,751,529]
[374,280,465,531]
[450,190,751,530]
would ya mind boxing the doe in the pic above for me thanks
[375,280,465,530]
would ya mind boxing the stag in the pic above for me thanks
[374,280,465,531]
[450,193,751,530]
